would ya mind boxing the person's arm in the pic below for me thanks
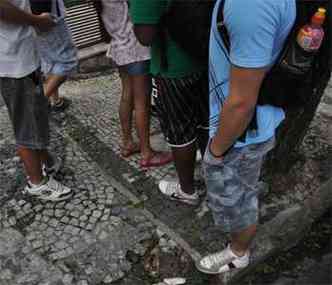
[209,1,283,157]
[209,66,267,157]
[134,25,158,46]
[130,0,166,46]
[0,0,54,31]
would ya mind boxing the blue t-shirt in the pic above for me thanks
[209,0,296,147]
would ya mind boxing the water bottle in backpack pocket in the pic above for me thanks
[258,6,327,109]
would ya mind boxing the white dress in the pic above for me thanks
[101,0,150,66]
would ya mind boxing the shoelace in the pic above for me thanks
[203,251,228,268]
[165,182,182,195]
[47,178,65,194]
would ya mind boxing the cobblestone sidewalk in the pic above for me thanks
[0,72,331,285]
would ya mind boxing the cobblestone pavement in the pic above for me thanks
[0,72,331,285]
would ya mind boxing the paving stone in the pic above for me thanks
[70,210,81,218]
[65,204,75,211]
[70,218,79,226]
[42,216,50,223]
[80,215,88,221]
[56,202,66,209]
[92,210,102,218]
[33,205,44,213]
[55,241,68,250]
[48,219,59,228]
[77,280,89,285]
[64,225,80,235]
[35,214,42,221]
[55,209,65,218]
[8,217,16,226]
[61,216,70,224]
[62,274,74,285]
[32,240,43,249]
[88,216,97,224]
[16,211,26,219]
[84,209,92,216]
[44,209,54,217]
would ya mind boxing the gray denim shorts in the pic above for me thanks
[203,137,275,233]
[0,71,50,149]
[37,18,78,76]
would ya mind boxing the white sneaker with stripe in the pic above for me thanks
[196,244,249,274]
[158,179,200,206]
[24,176,72,202]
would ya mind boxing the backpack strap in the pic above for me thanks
[216,0,230,52]
[216,0,257,142]
[55,0,61,17]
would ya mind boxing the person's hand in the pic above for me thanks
[33,13,55,32]
[209,138,224,158]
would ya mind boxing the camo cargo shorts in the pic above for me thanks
[203,137,275,233]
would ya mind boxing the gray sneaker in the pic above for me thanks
[24,176,72,202]
[158,179,200,206]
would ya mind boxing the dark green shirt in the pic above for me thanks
[130,0,204,78]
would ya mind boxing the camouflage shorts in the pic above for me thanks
[203,137,275,233]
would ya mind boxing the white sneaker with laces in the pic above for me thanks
[196,244,249,274]
[158,179,200,205]
[24,176,72,202]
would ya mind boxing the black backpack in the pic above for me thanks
[161,0,216,66]
[217,0,330,109]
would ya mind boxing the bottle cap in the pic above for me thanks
[312,7,326,25]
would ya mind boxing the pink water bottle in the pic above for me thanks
[297,8,326,52]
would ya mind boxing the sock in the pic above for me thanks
[28,176,48,188]
[228,244,249,258]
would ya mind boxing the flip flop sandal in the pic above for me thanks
[140,151,173,168]
[120,143,141,158]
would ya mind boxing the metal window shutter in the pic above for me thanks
[65,1,108,49]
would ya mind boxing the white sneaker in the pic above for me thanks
[24,176,72,202]
[196,244,249,274]
[158,179,200,206]
[42,156,61,177]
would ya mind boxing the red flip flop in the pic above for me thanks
[140,151,173,168]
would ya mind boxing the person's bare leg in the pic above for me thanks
[17,146,43,185]
[119,71,135,152]
[230,224,257,256]
[131,74,153,159]
[172,142,197,195]
[44,74,67,99]
[49,89,60,106]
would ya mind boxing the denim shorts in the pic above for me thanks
[37,18,78,76]
[0,70,50,149]
[203,137,275,233]
[120,60,150,76]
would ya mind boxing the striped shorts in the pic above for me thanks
[152,73,209,147]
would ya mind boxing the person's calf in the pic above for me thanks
[171,142,197,195]
[17,146,43,185]
[231,224,257,257]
